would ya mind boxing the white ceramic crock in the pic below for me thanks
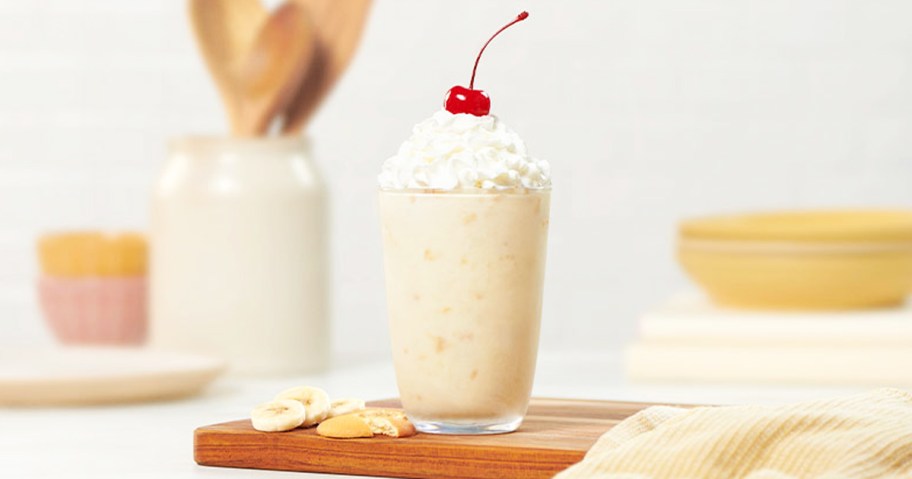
[150,137,329,375]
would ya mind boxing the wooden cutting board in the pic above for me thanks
[195,397,681,479]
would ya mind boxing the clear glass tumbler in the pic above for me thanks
[379,188,550,434]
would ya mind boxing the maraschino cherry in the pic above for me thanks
[444,11,529,117]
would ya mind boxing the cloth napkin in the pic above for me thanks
[555,388,912,479]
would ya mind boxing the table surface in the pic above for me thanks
[0,350,863,479]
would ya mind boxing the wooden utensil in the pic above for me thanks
[187,0,266,132]
[195,397,694,479]
[279,0,373,135]
[234,1,316,136]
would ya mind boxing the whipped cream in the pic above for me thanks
[378,110,551,190]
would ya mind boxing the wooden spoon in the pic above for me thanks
[233,1,316,136]
[187,0,267,132]
[279,0,373,135]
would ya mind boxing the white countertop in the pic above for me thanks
[0,350,864,479]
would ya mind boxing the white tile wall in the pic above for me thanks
[2,0,911,356]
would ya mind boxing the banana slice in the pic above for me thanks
[275,386,331,427]
[250,399,307,432]
[328,398,366,418]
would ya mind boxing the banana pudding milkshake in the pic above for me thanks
[378,11,549,435]
[379,187,549,433]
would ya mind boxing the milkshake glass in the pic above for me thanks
[378,110,551,434]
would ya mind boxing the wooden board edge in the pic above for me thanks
[194,427,584,479]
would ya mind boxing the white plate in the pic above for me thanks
[0,347,226,406]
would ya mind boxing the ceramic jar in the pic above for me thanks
[150,137,329,374]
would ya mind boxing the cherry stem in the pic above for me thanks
[469,11,529,90]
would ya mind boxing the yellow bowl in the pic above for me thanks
[678,210,912,310]
[37,231,147,277]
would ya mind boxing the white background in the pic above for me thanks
[2,0,912,358]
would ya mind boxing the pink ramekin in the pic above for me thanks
[38,276,147,345]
